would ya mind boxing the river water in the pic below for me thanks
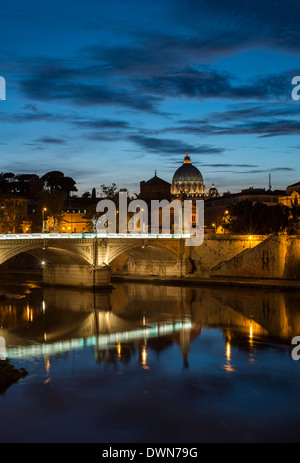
[0,274,300,443]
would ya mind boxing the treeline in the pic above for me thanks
[0,171,77,198]
[223,199,300,235]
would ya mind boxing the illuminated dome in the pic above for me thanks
[171,152,205,198]
[208,183,219,198]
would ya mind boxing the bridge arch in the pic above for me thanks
[0,242,93,267]
[108,241,184,277]
[107,240,182,265]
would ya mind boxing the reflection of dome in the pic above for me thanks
[208,183,219,198]
[171,152,205,198]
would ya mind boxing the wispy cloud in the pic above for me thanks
[128,135,225,155]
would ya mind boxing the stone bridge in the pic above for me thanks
[0,233,190,288]
[2,233,297,288]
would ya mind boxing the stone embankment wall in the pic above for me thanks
[117,235,300,280]
[209,235,300,279]
[189,235,265,276]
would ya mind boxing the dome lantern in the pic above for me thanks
[184,151,191,164]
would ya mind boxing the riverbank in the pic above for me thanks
[112,273,300,291]
[1,269,300,292]
[0,360,28,395]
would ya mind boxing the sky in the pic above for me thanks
[0,0,300,196]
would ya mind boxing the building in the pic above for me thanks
[140,171,171,204]
[207,184,220,199]
[171,152,205,198]
[0,194,28,233]
[279,190,300,207]
[58,196,99,233]
[205,187,286,231]
[286,182,300,195]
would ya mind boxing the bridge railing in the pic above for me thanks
[0,232,193,240]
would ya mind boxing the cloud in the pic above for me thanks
[210,167,294,175]
[0,104,135,145]
[163,101,300,138]
[23,136,68,150]
[128,135,225,155]
[171,0,300,56]
[16,36,297,118]
[34,136,67,145]
[72,118,130,130]
[205,103,300,123]
[18,59,163,113]
[200,163,258,168]
[136,67,295,101]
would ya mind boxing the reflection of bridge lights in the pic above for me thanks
[45,357,50,374]
[223,341,235,372]
[226,342,231,361]
[42,301,46,313]
[250,324,253,339]
[0,335,6,360]
[44,356,51,383]
[117,342,121,359]
[249,324,255,360]
[141,346,147,367]
[26,304,33,322]
[6,321,192,359]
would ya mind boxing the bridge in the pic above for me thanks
[0,232,193,288]
[2,232,294,284]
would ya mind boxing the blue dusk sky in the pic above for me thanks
[0,0,300,196]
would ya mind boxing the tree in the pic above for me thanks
[288,197,300,234]
[15,174,39,197]
[223,200,290,235]
[41,171,77,195]
[100,183,118,200]
[0,173,16,194]
[0,198,23,233]
[29,189,67,232]
[82,205,97,232]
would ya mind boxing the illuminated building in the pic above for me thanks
[171,151,206,198]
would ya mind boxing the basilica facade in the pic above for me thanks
[140,151,219,202]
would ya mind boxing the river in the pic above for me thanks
[0,274,300,443]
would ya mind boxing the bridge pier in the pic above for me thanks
[43,264,111,290]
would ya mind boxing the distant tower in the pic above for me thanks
[208,183,220,198]
[269,174,272,191]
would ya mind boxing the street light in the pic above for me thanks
[212,223,216,233]
[42,207,47,233]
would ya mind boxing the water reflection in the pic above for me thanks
[1,277,300,443]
